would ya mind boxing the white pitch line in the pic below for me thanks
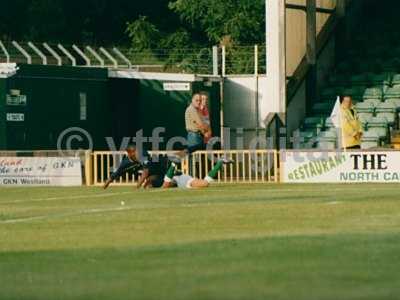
[0,185,384,205]
[0,188,300,205]
[0,191,135,205]
[2,185,398,205]
[0,198,273,224]
[326,201,342,205]
[1,201,204,224]
[0,196,346,225]
[0,206,131,224]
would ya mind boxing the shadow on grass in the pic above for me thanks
[1,232,400,300]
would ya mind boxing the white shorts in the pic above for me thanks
[173,174,195,189]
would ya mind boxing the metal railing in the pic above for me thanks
[91,151,187,186]
[0,40,267,75]
[223,45,266,76]
[0,41,137,69]
[90,149,279,186]
[189,150,278,183]
[0,41,215,74]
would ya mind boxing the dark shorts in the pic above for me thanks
[148,175,164,188]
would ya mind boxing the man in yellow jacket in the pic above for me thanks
[340,95,363,149]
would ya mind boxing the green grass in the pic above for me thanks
[1,184,400,300]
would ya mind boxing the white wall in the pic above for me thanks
[223,76,269,148]
[223,76,270,128]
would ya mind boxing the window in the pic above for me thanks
[79,92,87,120]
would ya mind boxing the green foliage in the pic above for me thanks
[0,0,266,73]
[126,16,160,50]
[0,0,176,44]
[159,29,211,73]
[160,29,191,49]
[124,0,266,73]
[168,0,265,44]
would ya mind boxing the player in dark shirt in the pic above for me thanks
[136,153,170,188]
[103,144,169,189]
[103,144,142,189]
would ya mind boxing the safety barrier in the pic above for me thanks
[189,150,278,183]
[90,150,279,186]
[90,151,187,186]
[4,149,400,185]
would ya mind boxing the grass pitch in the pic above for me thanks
[1,183,400,300]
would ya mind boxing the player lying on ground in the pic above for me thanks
[162,158,233,189]
[103,144,168,189]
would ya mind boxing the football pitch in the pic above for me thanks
[1,184,400,300]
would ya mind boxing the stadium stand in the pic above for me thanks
[293,13,400,150]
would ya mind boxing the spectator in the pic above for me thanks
[185,93,209,153]
[199,92,212,144]
[340,95,363,149]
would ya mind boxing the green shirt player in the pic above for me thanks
[162,158,233,189]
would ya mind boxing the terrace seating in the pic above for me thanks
[355,102,375,123]
[375,102,396,125]
[292,15,400,150]
[361,131,381,149]
[312,102,334,116]
[384,86,400,102]
[301,117,324,135]
[391,74,400,86]
[360,87,382,108]
[317,131,337,150]
[366,117,389,139]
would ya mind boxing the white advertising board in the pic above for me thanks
[0,157,82,186]
[163,82,191,91]
[6,113,24,122]
[281,151,400,183]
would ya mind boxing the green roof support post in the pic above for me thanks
[336,0,349,62]
[336,0,346,17]
[305,0,317,116]
[0,76,7,149]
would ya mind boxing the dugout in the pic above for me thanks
[0,64,221,151]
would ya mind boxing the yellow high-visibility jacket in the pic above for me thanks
[340,106,363,148]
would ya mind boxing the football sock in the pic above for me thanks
[205,160,224,181]
[164,163,176,182]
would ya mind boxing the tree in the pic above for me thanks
[124,0,266,73]
[0,0,175,45]
[168,0,265,45]
[126,16,160,50]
